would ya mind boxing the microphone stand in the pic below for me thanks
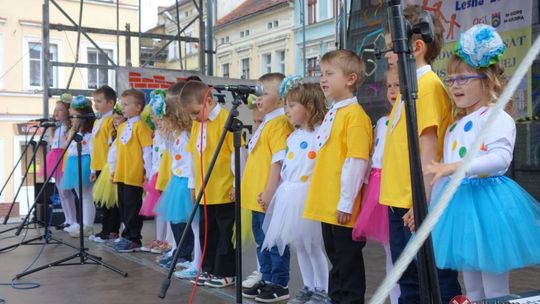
[0,125,40,227]
[0,125,57,244]
[159,95,245,304]
[9,121,127,279]
[385,1,441,303]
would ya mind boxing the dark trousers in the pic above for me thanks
[117,183,144,244]
[322,223,366,304]
[252,211,290,287]
[170,222,194,261]
[95,170,120,235]
[388,207,461,304]
[199,203,236,277]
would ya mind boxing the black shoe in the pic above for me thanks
[242,280,266,299]
[55,223,69,230]
[255,284,289,303]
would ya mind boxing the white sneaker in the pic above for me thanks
[64,223,79,233]
[242,270,262,288]
[69,225,94,238]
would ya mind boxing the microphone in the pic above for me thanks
[40,120,61,128]
[29,117,52,122]
[69,112,102,119]
[213,84,264,96]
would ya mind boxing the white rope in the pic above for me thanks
[369,33,540,304]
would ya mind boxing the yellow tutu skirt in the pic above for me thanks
[93,164,118,209]
[156,151,172,192]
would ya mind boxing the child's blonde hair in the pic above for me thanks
[320,49,365,91]
[447,55,511,118]
[285,83,327,131]
[163,81,192,133]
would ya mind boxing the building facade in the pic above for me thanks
[0,0,138,214]
[214,0,295,80]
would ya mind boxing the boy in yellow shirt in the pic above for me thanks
[241,73,293,302]
[111,89,153,252]
[89,85,120,243]
[303,49,372,303]
[379,5,461,303]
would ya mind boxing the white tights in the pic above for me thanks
[463,271,509,302]
[295,239,329,292]
[74,185,96,226]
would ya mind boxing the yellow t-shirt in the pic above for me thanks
[380,70,452,209]
[187,108,236,205]
[91,115,114,171]
[113,120,153,187]
[156,150,172,192]
[241,114,293,212]
[303,103,372,227]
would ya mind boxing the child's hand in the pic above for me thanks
[228,189,236,202]
[257,191,271,211]
[425,160,459,185]
[336,211,351,225]
[403,208,415,232]
[89,172,96,182]
[191,189,196,203]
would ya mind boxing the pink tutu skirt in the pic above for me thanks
[39,148,64,181]
[352,168,389,245]
[140,173,161,216]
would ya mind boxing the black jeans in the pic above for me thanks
[322,223,366,304]
[117,183,143,244]
[95,170,120,235]
[170,222,194,261]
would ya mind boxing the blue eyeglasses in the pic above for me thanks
[444,74,486,87]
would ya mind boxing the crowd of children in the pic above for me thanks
[38,5,540,304]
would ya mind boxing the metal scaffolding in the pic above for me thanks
[42,0,209,116]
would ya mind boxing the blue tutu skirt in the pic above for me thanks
[431,176,540,273]
[61,155,91,190]
[154,176,198,224]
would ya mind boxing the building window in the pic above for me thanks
[220,37,225,44]
[274,20,279,28]
[240,31,244,38]
[245,29,250,36]
[185,30,194,55]
[87,48,113,89]
[222,63,230,78]
[307,57,320,77]
[241,58,250,79]
[225,36,230,43]
[27,42,58,88]
[267,22,273,30]
[308,0,317,24]
[168,41,179,60]
[262,53,272,74]
[276,50,285,74]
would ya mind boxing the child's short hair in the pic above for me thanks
[121,88,145,110]
[163,81,192,132]
[385,5,443,64]
[285,83,327,131]
[94,85,117,102]
[258,73,286,95]
[320,49,365,90]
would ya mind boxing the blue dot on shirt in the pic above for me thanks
[300,141,308,149]
[464,121,473,132]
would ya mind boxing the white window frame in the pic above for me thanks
[274,20,279,28]
[222,63,230,78]
[0,33,3,90]
[262,53,272,74]
[275,50,285,74]
[0,139,4,202]
[22,36,63,91]
[240,58,250,79]
[267,22,273,30]
[185,28,194,55]
[13,136,33,215]
[81,41,116,89]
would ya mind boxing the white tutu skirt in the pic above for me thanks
[262,181,323,255]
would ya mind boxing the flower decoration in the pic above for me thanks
[149,89,167,119]
[113,101,122,115]
[60,93,73,104]
[71,95,90,109]
[246,94,257,110]
[455,24,505,69]
[141,104,155,130]
[279,75,303,99]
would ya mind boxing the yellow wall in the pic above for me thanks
[0,0,138,207]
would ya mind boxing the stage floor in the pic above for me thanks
[0,220,539,304]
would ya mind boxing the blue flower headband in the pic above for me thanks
[279,75,303,99]
[455,24,505,69]
[149,89,167,119]
[71,95,90,109]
